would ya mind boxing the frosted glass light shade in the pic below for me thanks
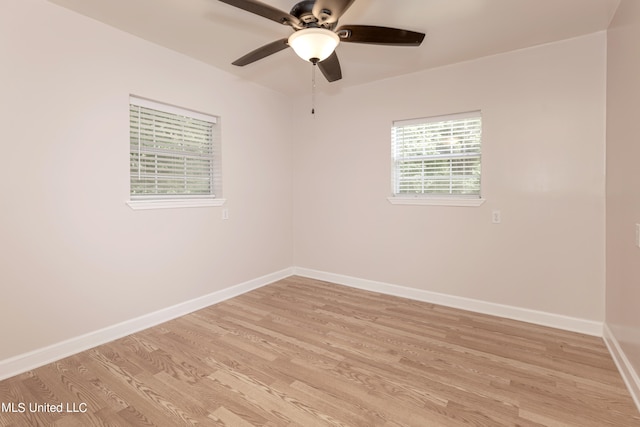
[288,28,340,62]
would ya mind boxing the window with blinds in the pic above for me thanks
[391,111,482,198]
[129,96,218,200]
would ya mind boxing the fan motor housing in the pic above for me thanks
[290,0,334,28]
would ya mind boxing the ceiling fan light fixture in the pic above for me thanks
[288,28,340,63]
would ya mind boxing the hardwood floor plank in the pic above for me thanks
[1,276,639,426]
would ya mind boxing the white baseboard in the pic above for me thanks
[0,267,607,383]
[603,324,640,413]
[293,267,603,337]
[0,268,294,381]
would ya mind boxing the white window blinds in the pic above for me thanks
[391,111,482,197]
[129,96,218,200]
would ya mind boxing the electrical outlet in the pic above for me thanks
[636,224,640,248]
[492,210,501,224]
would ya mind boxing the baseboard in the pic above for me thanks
[0,268,294,381]
[293,267,603,337]
[0,266,607,383]
[603,324,640,412]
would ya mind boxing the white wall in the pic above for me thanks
[0,0,293,360]
[0,0,612,368]
[293,33,607,322]
[606,0,640,389]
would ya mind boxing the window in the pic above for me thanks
[128,96,223,209]
[389,111,483,206]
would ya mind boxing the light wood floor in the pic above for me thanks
[1,276,639,426]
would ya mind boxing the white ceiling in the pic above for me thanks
[47,0,620,96]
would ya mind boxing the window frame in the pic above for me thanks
[126,96,225,210]
[388,111,485,207]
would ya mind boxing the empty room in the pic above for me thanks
[1,0,639,425]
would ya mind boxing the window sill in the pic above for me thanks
[127,198,226,210]
[387,196,485,207]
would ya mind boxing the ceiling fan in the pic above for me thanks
[218,0,426,83]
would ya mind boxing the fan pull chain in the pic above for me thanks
[311,63,316,115]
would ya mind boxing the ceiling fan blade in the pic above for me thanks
[218,0,300,27]
[312,0,356,24]
[317,51,342,82]
[337,25,425,46]
[232,38,290,66]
